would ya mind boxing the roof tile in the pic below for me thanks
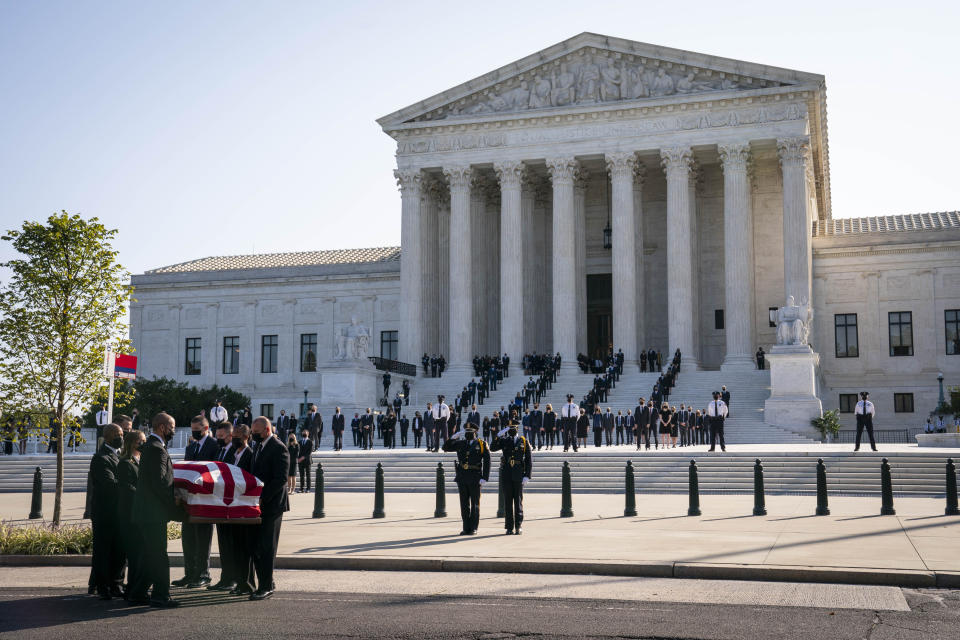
[147,246,401,274]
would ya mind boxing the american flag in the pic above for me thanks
[173,461,263,522]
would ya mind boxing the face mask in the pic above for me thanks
[251,431,264,443]
[231,437,243,449]
[465,431,475,440]
[216,437,226,448]
[163,430,173,444]
[508,427,518,436]
[191,430,203,441]
[110,437,123,449]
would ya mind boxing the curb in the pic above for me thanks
[0,553,950,588]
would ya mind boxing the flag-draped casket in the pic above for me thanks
[173,461,263,524]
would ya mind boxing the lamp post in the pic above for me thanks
[303,389,309,416]
[938,373,945,407]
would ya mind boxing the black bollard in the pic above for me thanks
[946,458,959,516]
[373,462,385,518]
[815,458,830,516]
[560,461,573,518]
[880,458,896,516]
[752,459,767,516]
[434,462,447,518]
[312,462,325,518]
[624,460,637,517]
[28,466,43,520]
[496,469,505,518]
[687,459,701,516]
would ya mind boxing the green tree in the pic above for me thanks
[0,213,130,525]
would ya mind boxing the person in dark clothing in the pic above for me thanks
[172,415,219,589]
[248,417,290,600]
[286,435,299,495]
[227,425,256,596]
[490,421,532,535]
[442,423,491,535]
[117,429,145,597]
[88,423,124,599]
[297,429,312,492]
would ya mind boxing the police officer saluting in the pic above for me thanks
[491,420,532,535]
[442,421,490,535]
[854,391,877,452]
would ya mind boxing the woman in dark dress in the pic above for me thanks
[287,435,299,495]
[659,403,674,448]
[576,408,590,448]
[118,430,145,594]
[543,405,556,450]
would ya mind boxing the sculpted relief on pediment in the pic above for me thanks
[408,48,788,123]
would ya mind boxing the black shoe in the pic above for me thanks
[127,597,150,606]
[150,598,180,608]
[87,585,96,595]
[187,577,212,588]
[249,589,274,601]
[109,586,124,598]
[467,530,476,535]
[853,447,859,451]
[708,448,715,452]
[208,581,236,592]
[98,590,112,601]
[515,528,522,535]
[229,586,253,596]
[505,530,513,535]
[871,447,878,452]
[459,530,471,535]
[170,577,191,587]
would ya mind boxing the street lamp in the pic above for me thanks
[937,373,945,406]
[303,388,309,416]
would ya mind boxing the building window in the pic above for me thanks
[259,404,274,420]
[838,394,858,413]
[947,309,960,355]
[768,307,778,328]
[300,333,318,372]
[834,314,859,358]
[184,338,201,376]
[380,330,398,360]
[261,335,278,373]
[888,311,913,356]
[894,393,914,413]
[222,336,239,374]
[714,309,724,331]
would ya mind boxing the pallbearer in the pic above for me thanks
[442,422,490,535]
[491,420,533,535]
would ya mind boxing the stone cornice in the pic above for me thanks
[813,239,960,260]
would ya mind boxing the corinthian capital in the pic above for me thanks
[776,137,810,169]
[394,168,423,195]
[546,157,580,185]
[633,162,648,190]
[493,160,526,189]
[718,143,752,173]
[659,146,694,176]
[442,165,474,191]
[605,152,638,181]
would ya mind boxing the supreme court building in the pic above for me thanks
[130,33,960,430]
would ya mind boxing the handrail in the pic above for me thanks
[368,357,417,377]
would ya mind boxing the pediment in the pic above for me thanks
[378,33,824,128]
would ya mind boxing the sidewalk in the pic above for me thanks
[3,489,959,587]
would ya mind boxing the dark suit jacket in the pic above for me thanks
[89,443,120,523]
[116,457,139,524]
[133,435,177,523]
[466,411,481,427]
[251,436,290,517]
[297,438,313,465]
[332,413,345,432]
[231,446,253,473]
[185,435,219,462]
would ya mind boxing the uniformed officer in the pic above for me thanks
[854,391,877,452]
[560,394,579,452]
[491,420,532,535]
[706,391,728,452]
[431,396,450,452]
[442,422,491,535]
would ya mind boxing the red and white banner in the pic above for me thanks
[173,461,263,521]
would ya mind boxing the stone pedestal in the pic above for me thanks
[764,345,823,438]
[915,433,960,448]
[321,360,379,411]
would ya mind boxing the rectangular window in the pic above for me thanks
[769,307,778,328]
[834,314,859,358]
[714,309,724,331]
[184,338,201,375]
[259,404,274,420]
[888,311,914,356]
[894,393,914,413]
[222,336,239,374]
[947,309,960,355]
[261,335,278,373]
[838,394,858,413]
[380,330,398,361]
[300,333,318,372]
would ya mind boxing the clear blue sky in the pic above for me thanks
[1,0,956,277]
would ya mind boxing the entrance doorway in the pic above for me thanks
[587,274,612,360]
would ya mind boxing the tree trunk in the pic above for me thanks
[53,396,64,527]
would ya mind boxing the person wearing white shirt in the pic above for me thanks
[854,391,877,451]
[95,405,110,448]
[210,400,228,424]
[430,396,451,452]
[705,391,728,452]
[560,394,579,453]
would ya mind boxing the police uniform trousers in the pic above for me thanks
[562,418,578,451]
[456,471,482,532]
[181,522,213,582]
[502,468,524,531]
[855,414,877,450]
[432,419,446,452]
[709,417,726,451]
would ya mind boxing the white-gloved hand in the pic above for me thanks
[521,477,529,486]
[450,430,465,440]
[497,427,510,437]
[479,479,486,486]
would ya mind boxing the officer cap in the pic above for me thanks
[566,394,574,401]
[712,391,721,398]
[463,422,478,431]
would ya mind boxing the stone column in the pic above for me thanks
[395,169,423,366]
[495,161,525,362]
[443,165,473,371]
[777,137,813,306]
[521,176,537,352]
[660,147,697,369]
[574,171,589,356]
[420,177,442,356]
[547,157,579,368]
[633,163,647,352]
[719,143,756,370]
[606,152,638,365]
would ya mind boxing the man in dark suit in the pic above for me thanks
[275,410,290,441]
[466,404,481,431]
[490,421,532,535]
[208,422,238,592]
[304,405,321,449]
[89,423,124,599]
[350,413,361,448]
[249,417,290,600]
[361,408,374,450]
[297,429,313,491]
[331,407,345,451]
[529,403,544,450]
[721,386,731,418]
[172,415,219,588]
[399,413,409,447]
[128,413,180,607]
[226,425,256,596]
[442,423,490,535]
